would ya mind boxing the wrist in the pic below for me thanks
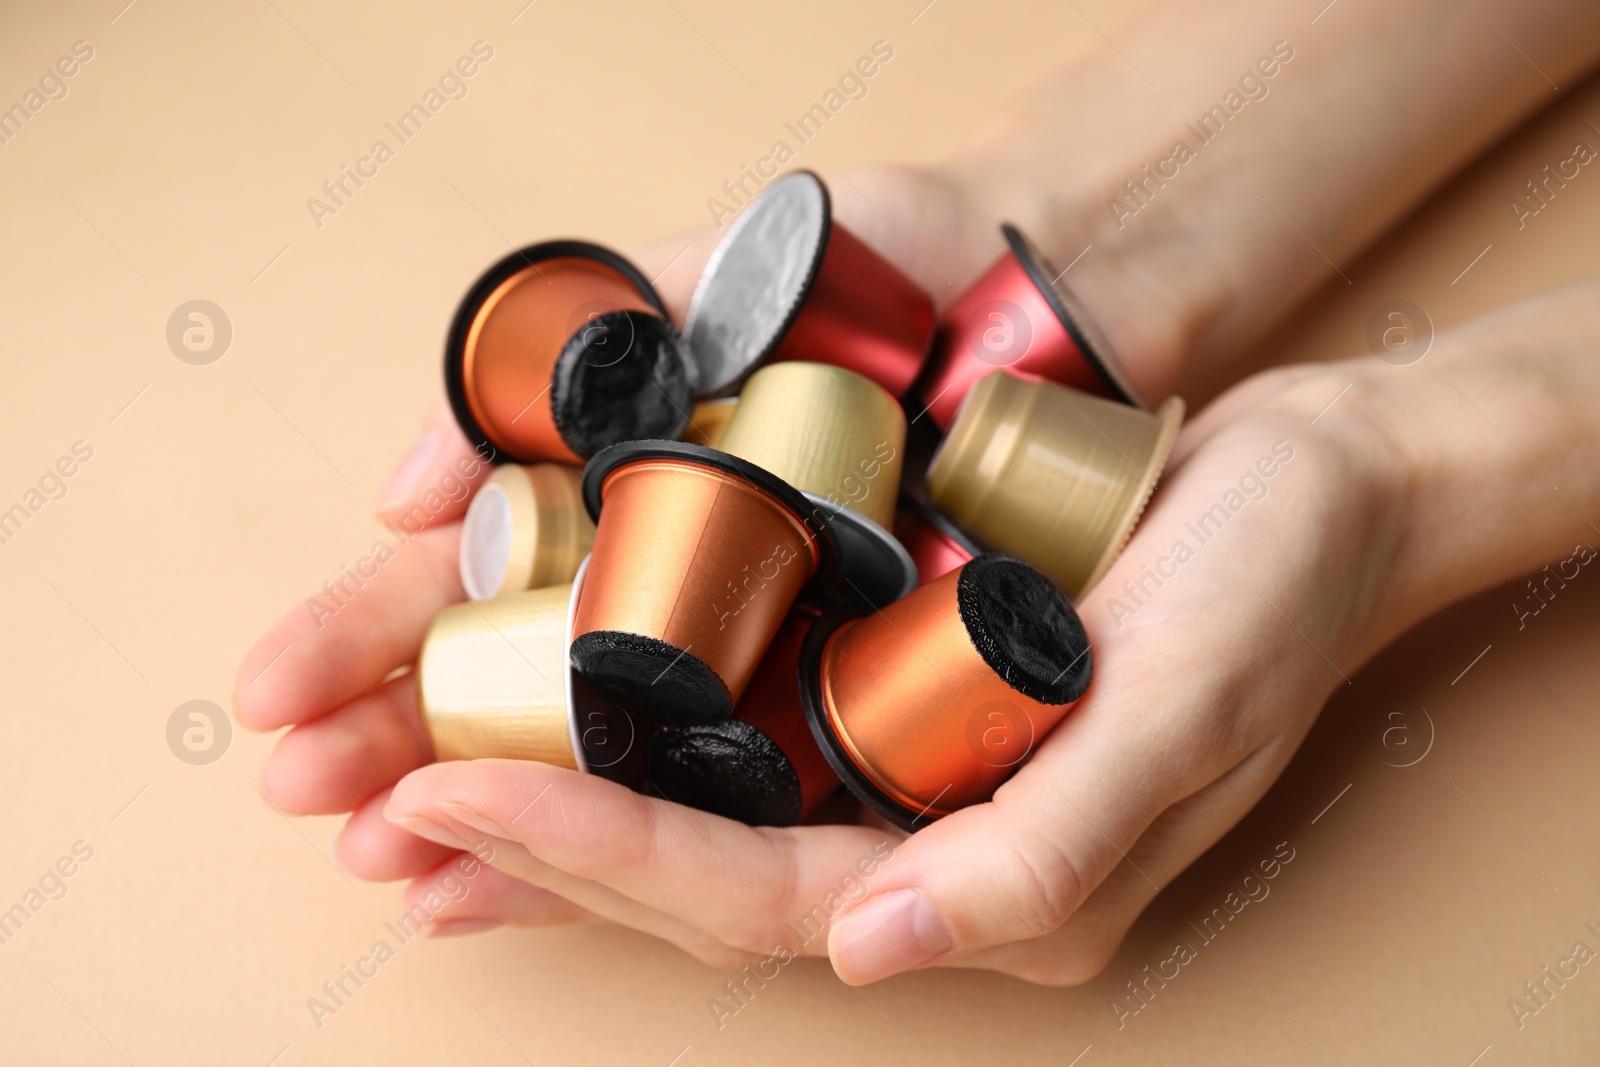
[1300,284,1600,653]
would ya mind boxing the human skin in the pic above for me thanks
[373,276,1600,983]
[236,0,1600,984]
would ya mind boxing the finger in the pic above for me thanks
[403,857,601,932]
[385,770,758,969]
[260,674,432,815]
[338,789,460,882]
[234,523,462,732]
[629,231,718,326]
[376,392,493,527]
[823,612,1251,985]
[389,758,901,960]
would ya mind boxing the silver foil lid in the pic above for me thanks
[682,172,828,396]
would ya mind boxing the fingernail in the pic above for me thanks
[422,918,500,938]
[385,812,472,852]
[378,428,441,512]
[829,889,952,984]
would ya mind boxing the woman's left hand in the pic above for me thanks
[382,352,1414,984]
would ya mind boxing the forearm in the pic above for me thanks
[950,0,1600,398]
[1345,277,1600,661]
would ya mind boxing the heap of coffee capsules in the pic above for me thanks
[419,171,1184,831]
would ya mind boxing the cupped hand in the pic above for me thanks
[233,163,1005,924]
[376,357,1407,982]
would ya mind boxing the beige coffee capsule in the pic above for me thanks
[417,582,580,768]
[719,362,904,527]
[927,371,1183,599]
[459,464,594,601]
[418,559,640,776]
[680,398,739,450]
[717,362,915,605]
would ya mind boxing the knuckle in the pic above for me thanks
[996,832,1084,939]
[717,833,800,955]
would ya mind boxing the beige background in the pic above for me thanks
[3,0,1599,1063]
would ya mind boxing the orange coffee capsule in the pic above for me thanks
[646,603,839,826]
[570,441,838,726]
[802,554,1092,830]
[445,240,694,465]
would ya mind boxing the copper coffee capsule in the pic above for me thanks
[459,463,594,601]
[445,240,694,465]
[912,224,1144,430]
[570,441,838,726]
[417,560,645,785]
[646,604,839,826]
[682,171,935,399]
[928,371,1183,600]
[892,495,981,586]
[717,362,916,606]
[801,554,1092,830]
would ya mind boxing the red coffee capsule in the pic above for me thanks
[802,554,1092,831]
[892,495,982,586]
[445,240,694,465]
[570,441,838,726]
[912,224,1144,430]
[646,604,840,826]
[682,171,935,399]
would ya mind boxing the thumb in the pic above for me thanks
[376,392,493,530]
[824,694,1198,984]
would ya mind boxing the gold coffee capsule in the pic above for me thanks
[680,398,739,450]
[418,560,642,779]
[718,362,915,605]
[418,583,580,767]
[459,464,595,601]
[928,371,1183,599]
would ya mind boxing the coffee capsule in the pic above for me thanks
[646,604,839,826]
[928,372,1183,600]
[801,554,1092,830]
[912,223,1144,430]
[444,240,695,465]
[682,171,935,399]
[459,464,595,601]
[571,441,838,726]
[892,496,981,586]
[680,397,739,449]
[717,362,915,607]
[417,559,644,784]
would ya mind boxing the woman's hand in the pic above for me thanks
[371,355,1408,982]
[377,274,1600,982]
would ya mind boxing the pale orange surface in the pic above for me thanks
[1,1,1598,1064]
